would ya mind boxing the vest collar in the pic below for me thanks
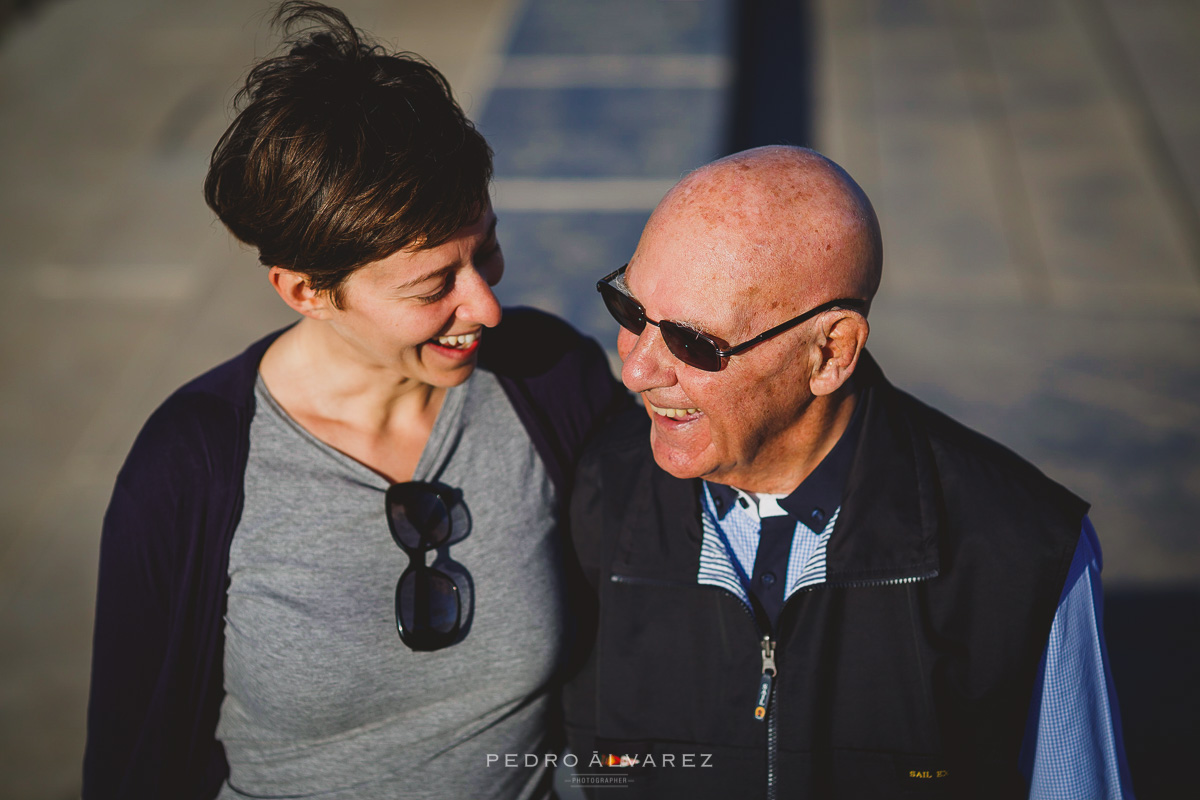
[624,350,941,586]
[824,351,940,585]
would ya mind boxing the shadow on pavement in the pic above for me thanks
[0,0,55,38]
[726,0,813,153]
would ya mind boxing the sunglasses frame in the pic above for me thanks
[386,481,463,652]
[597,264,867,371]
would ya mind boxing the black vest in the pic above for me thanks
[562,354,1087,799]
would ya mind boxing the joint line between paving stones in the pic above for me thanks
[1068,0,1200,285]
[943,0,1053,305]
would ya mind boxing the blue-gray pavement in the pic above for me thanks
[873,302,1200,549]
[815,1,1200,793]
[492,211,652,336]
[482,0,732,354]
[1,0,1198,797]
[505,0,728,56]
[485,87,725,178]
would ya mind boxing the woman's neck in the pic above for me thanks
[271,319,442,416]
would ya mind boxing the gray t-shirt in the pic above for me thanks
[216,369,564,799]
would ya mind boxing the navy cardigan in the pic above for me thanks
[83,308,626,799]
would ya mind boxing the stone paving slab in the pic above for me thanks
[815,0,1200,589]
[1,0,1198,796]
[483,0,731,341]
[485,87,725,177]
[491,210,653,334]
[813,8,1200,786]
[505,0,727,56]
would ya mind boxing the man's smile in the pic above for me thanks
[646,399,702,420]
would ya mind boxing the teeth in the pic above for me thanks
[648,402,700,419]
[435,332,479,348]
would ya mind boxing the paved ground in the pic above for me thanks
[811,6,1200,790]
[0,0,1196,797]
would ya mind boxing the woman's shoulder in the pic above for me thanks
[479,306,601,377]
[172,326,290,407]
[478,308,630,494]
[479,307,623,412]
[116,327,291,493]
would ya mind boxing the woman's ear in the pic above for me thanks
[268,267,333,319]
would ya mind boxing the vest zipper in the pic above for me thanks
[761,570,938,796]
[611,569,939,593]
[609,573,699,589]
[759,635,778,800]
[612,570,937,797]
[767,675,778,800]
[612,573,778,779]
[828,569,939,589]
[755,635,776,720]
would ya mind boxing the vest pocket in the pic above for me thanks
[827,750,952,798]
[596,574,765,747]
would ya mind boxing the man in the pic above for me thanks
[562,147,1132,799]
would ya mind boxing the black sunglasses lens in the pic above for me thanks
[387,484,451,550]
[396,568,460,649]
[660,322,722,371]
[598,282,647,334]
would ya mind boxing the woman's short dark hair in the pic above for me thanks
[204,1,493,306]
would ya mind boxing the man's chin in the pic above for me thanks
[648,429,713,481]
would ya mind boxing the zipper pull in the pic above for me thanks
[754,636,776,721]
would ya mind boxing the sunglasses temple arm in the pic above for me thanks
[719,299,865,358]
[718,311,814,357]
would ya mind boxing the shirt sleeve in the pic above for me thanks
[1020,516,1134,799]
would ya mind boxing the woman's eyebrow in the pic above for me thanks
[394,217,499,291]
[392,264,454,292]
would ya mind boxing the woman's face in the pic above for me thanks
[322,205,505,388]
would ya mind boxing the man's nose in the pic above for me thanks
[620,325,675,393]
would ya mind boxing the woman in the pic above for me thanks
[82,3,623,798]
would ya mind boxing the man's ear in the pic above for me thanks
[810,311,869,397]
[268,266,334,319]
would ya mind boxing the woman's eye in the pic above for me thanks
[415,285,450,304]
[414,272,456,304]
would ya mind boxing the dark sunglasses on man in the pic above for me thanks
[597,264,866,372]
[386,481,469,651]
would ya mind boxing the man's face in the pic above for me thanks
[617,213,820,490]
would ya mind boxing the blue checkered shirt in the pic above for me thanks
[698,485,1133,799]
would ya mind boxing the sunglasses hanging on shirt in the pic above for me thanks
[386,481,470,652]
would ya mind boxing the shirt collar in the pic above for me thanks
[705,383,868,530]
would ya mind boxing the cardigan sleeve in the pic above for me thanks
[482,307,632,501]
[84,473,175,797]
[83,391,244,799]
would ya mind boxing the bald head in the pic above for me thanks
[617,147,882,491]
[642,146,882,311]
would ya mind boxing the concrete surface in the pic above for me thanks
[0,0,1196,797]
